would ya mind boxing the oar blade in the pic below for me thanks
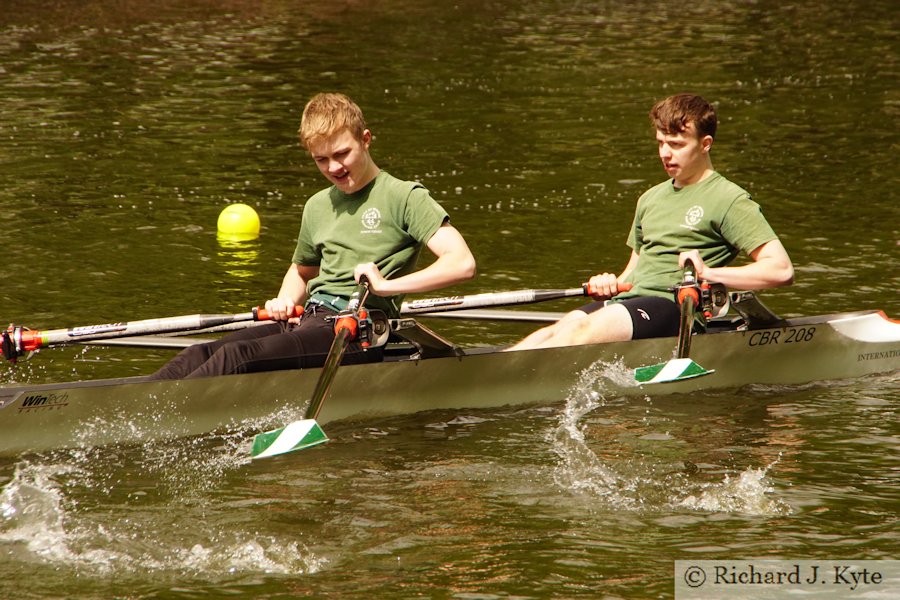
[634,357,713,385]
[251,419,329,459]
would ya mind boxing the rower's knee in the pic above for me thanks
[555,304,633,346]
[583,304,633,343]
[507,309,591,351]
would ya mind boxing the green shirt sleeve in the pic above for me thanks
[404,185,449,244]
[719,195,778,256]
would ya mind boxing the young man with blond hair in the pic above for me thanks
[152,93,475,379]
[510,93,793,350]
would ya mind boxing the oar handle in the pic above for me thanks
[347,275,371,313]
[252,306,304,321]
[582,281,633,298]
[332,276,371,346]
[675,259,701,307]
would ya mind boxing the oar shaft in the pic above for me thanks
[400,286,588,315]
[249,278,370,459]
[6,306,302,354]
[633,259,713,385]
[303,277,370,421]
[304,327,353,421]
[676,259,699,359]
[676,295,696,359]
[32,314,248,348]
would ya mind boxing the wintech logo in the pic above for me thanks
[19,392,69,413]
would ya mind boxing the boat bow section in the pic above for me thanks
[829,311,900,343]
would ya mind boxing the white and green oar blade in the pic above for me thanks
[251,419,329,459]
[634,357,713,385]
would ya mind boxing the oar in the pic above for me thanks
[79,336,220,349]
[410,308,566,322]
[400,282,632,315]
[633,260,713,384]
[4,283,626,359]
[1,306,303,363]
[65,286,605,353]
[251,277,371,459]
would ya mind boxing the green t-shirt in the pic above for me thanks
[292,171,449,316]
[618,172,778,300]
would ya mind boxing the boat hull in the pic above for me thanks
[1,311,897,456]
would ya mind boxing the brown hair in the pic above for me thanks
[299,93,367,149]
[650,93,717,139]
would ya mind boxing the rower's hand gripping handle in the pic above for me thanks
[332,276,374,348]
[253,306,304,321]
[676,259,701,306]
[674,259,723,321]
[581,280,634,299]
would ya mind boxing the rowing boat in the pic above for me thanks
[1,293,898,457]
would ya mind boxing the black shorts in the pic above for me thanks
[579,296,680,340]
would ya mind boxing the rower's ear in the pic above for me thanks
[701,134,714,153]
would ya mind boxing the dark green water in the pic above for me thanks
[1,1,897,598]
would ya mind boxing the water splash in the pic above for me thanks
[678,460,791,516]
[0,461,76,561]
[136,429,252,496]
[550,359,789,516]
[0,444,325,577]
[175,539,328,576]
[549,359,637,505]
[52,401,311,497]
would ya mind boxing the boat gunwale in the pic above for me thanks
[0,309,893,401]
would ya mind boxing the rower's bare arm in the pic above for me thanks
[265,264,320,320]
[680,239,794,290]
[358,223,476,296]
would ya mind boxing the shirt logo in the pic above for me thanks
[681,205,704,231]
[361,207,382,234]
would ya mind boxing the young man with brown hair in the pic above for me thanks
[510,93,793,350]
[152,93,475,379]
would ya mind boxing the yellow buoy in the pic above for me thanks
[217,203,260,241]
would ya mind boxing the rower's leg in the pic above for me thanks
[507,310,590,351]
[182,317,334,378]
[148,323,283,380]
[180,312,382,379]
[512,304,633,350]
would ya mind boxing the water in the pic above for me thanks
[2,369,896,597]
[1,0,898,597]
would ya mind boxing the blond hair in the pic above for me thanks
[298,93,367,149]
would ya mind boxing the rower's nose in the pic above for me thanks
[659,143,671,160]
[328,158,344,174]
